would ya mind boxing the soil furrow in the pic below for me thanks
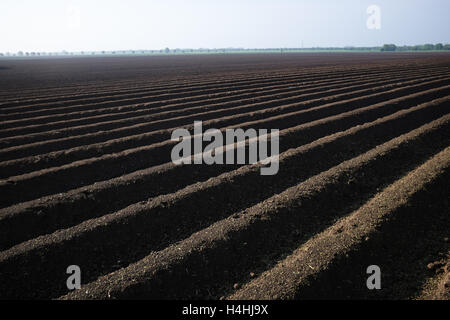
[52,121,449,300]
[229,148,450,300]
[2,70,446,140]
[1,84,448,207]
[1,96,448,250]
[0,107,448,300]
[1,64,424,120]
[0,73,448,163]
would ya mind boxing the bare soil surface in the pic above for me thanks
[0,53,449,300]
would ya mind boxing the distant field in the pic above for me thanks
[0,52,449,299]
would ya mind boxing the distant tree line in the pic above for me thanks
[381,43,450,52]
[1,44,449,57]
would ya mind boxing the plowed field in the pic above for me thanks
[0,53,449,300]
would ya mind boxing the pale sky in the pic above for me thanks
[0,0,449,52]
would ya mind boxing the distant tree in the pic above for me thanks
[165,47,170,54]
[444,44,450,50]
[381,44,397,52]
[435,43,444,50]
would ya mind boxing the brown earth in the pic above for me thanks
[0,53,449,300]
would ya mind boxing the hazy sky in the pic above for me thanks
[0,0,449,52]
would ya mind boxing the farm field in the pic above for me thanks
[0,52,449,300]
